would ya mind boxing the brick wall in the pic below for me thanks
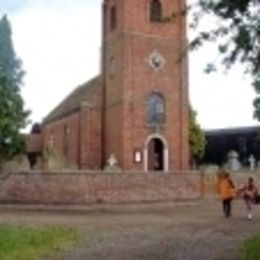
[0,171,201,204]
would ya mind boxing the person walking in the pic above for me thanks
[218,171,235,218]
[238,177,258,220]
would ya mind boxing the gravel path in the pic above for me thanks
[0,199,260,260]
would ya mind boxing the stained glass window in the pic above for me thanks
[147,93,165,125]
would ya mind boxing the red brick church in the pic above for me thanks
[40,0,189,171]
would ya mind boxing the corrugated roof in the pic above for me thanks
[206,126,260,136]
[43,76,101,124]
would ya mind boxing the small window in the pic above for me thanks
[150,0,162,22]
[110,6,117,31]
[147,93,165,125]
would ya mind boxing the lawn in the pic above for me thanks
[0,224,79,260]
[240,235,260,260]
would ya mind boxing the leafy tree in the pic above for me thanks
[0,15,25,86]
[0,15,29,169]
[188,1,260,119]
[189,107,206,165]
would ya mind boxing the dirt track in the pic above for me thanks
[0,199,260,260]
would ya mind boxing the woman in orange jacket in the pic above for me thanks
[218,171,235,218]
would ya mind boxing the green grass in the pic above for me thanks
[0,224,79,260]
[240,235,260,260]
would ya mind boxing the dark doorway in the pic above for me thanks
[148,138,164,171]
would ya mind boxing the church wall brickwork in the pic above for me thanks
[103,0,189,170]
[103,28,125,167]
[122,0,184,37]
[43,113,80,166]
[43,86,102,170]
[79,86,102,169]
[120,34,189,170]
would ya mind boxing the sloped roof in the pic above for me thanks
[43,76,101,124]
[206,125,260,136]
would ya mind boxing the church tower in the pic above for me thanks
[102,0,189,171]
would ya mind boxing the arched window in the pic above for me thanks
[63,125,69,157]
[150,0,162,22]
[147,93,165,125]
[110,6,117,31]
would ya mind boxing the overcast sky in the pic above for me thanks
[0,0,258,131]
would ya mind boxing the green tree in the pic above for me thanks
[189,107,206,165]
[0,15,29,169]
[0,15,25,86]
[188,1,260,119]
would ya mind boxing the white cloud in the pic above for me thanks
[0,0,100,15]
[9,3,101,126]
[189,57,256,129]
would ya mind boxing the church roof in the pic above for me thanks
[43,76,101,124]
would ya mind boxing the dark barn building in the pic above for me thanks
[202,126,260,166]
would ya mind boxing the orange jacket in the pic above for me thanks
[218,178,235,200]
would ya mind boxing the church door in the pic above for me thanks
[148,138,164,171]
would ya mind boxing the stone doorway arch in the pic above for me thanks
[144,134,169,172]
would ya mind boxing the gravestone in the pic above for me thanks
[2,155,30,174]
[248,154,256,171]
[257,161,260,171]
[104,154,121,172]
[202,165,219,183]
[43,137,73,170]
[18,156,31,171]
[227,150,241,171]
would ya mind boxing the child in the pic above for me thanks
[238,177,258,220]
[218,171,235,218]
